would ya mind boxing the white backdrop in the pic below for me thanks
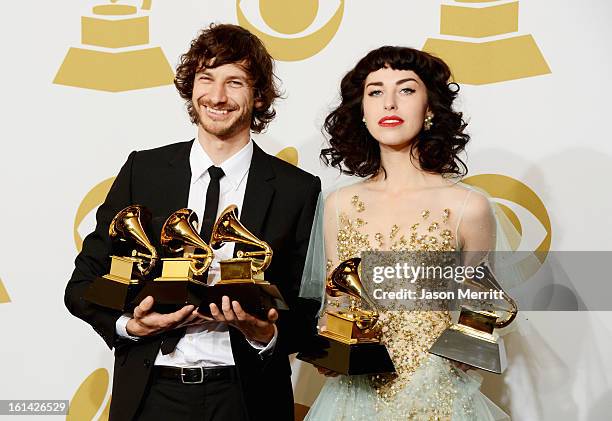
[1,1,612,420]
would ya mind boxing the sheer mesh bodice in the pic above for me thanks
[303,180,506,420]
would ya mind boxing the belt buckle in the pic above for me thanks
[180,367,204,384]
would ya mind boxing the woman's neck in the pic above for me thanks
[373,144,447,192]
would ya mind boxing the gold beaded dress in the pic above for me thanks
[301,182,510,421]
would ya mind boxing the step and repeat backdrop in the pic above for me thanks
[1,1,611,420]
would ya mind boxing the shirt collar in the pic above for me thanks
[189,137,253,191]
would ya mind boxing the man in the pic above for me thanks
[65,24,320,421]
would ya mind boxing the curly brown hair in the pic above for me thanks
[321,46,469,177]
[174,23,280,133]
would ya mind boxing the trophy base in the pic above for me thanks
[84,276,141,311]
[429,326,507,374]
[197,283,288,320]
[297,335,396,375]
[133,279,207,313]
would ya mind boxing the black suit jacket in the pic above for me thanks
[65,140,321,421]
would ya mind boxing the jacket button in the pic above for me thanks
[144,359,151,368]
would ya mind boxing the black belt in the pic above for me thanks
[153,365,237,384]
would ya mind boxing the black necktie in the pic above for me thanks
[200,165,225,242]
[160,165,225,356]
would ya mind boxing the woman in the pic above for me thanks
[301,46,510,420]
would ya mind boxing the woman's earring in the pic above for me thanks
[423,113,434,131]
[362,117,367,126]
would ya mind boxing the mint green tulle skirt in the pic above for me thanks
[304,355,509,421]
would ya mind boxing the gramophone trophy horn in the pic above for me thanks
[85,204,158,311]
[160,209,213,277]
[197,204,287,319]
[133,209,214,310]
[429,259,519,374]
[210,205,273,279]
[327,258,379,329]
[110,205,158,276]
[297,257,395,375]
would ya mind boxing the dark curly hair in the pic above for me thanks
[174,23,280,133]
[321,46,469,177]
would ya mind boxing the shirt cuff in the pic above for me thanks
[246,325,278,356]
[115,313,141,341]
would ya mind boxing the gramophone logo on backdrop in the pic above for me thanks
[54,0,174,92]
[0,277,10,303]
[237,0,344,61]
[423,0,550,84]
[73,148,298,251]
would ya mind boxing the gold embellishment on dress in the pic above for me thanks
[442,208,450,223]
[351,195,365,212]
[421,210,430,219]
[337,213,372,262]
[390,224,400,239]
[375,232,384,249]
[428,222,439,232]
[390,235,408,251]
[372,310,455,409]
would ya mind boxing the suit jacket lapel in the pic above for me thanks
[239,141,275,241]
[145,143,191,364]
[150,140,192,243]
[164,139,193,213]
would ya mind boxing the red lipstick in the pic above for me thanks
[378,115,404,127]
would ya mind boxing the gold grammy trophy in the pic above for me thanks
[134,209,213,309]
[84,205,158,310]
[297,257,395,375]
[197,205,288,319]
[429,260,518,373]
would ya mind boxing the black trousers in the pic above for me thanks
[133,369,248,421]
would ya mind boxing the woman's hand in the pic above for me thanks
[316,366,340,377]
[451,361,474,372]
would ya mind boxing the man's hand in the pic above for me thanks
[126,296,196,337]
[206,296,278,344]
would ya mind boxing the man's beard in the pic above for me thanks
[195,100,252,139]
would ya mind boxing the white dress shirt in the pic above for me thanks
[115,138,277,367]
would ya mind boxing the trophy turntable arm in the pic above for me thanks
[459,262,518,328]
[185,252,213,276]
